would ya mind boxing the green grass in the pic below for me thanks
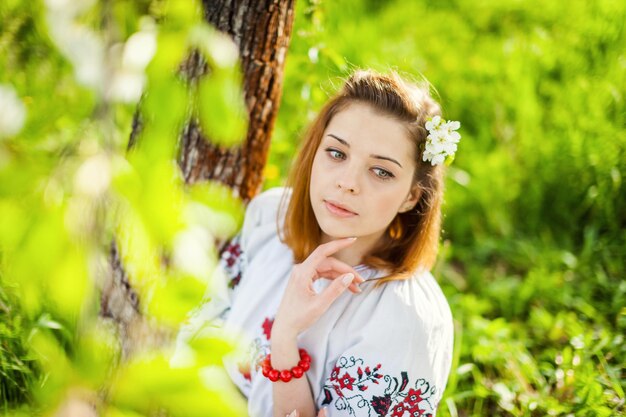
[268,0,626,415]
[0,284,37,410]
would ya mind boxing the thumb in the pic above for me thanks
[318,407,327,417]
[318,272,355,310]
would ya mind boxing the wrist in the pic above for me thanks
[271,320,299,343]
[261,348,311,383]
[270,326,300,370]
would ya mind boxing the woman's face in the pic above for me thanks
[309,102,420,248]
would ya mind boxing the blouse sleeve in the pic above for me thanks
[172,233,245,353]
[212,185,286,317]
[319,275,454,417]
[173,188,287,353]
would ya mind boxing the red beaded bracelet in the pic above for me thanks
[261,348,311,382]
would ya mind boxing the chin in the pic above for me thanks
[317,218,360,239]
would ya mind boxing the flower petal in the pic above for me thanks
[447,120,460,130]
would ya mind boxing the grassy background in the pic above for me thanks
[266,0,626,415]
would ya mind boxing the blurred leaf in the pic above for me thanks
[73,325,120,389]
[197,68,248,147]
[148,274,208,326]
[28,329,73,408]
[186,181,244,239]
[186,330,239,368]
[110,352,246,416]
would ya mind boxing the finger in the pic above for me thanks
[348,281,362,294]
[314,257,365,282]
[318,408,327,417]
[315,258,364,294]
[314,269,362,293]
[305,237,357,265]
[316,272,357,311]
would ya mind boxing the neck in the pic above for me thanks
[320,230,385,266]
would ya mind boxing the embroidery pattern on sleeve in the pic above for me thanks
[321,356,438,416]
[238,316,274,382]
[220,236,245,289]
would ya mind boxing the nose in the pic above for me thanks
[337,182,356,193]
[336,166,360,194]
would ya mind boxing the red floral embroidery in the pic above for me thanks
[325,359,383,398]
[237,362,251,382]
[225,244,241,265]
[261,317,274,340]
[321,356,437,416]
[228,274,241,288]
[390,404,405,417]
[220,238,244,289]
[406,405,427,416]
[405,388,423,406]
[338,372,356,390]
[371,395,392,415]
[237,316,274,382]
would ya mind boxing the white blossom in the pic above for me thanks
[172,226,215,283]
[45,0,95,17]
[425,115,441,131]
[123,30,157,72]
[0,85,26,138]
[422,116,462,166]
[308,47,319,63]
[74,154,111,197]
[108,71,146,103]
[45,13,104,89]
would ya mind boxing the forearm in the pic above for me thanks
[271,325,316,417]
[269,239,361,416]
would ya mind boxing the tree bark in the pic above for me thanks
[102,0,296,356]
[179,0,295,199]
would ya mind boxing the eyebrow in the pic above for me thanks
[327,134,403,168]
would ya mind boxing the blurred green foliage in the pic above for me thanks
[1,0,246,415]
[1,0,625,416]
[267,0,626,416]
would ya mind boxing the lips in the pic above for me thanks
[324,199,358,217]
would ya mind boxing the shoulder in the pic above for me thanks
[322,270,454,414]
[244,187,289,224]
[362,270,453,341]
[369,270,454,382]
[330,271,454,409]
[240,187,291,255]
[219,187,291,288]
[242,187,289,234]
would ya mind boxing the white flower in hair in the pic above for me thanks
[422,115,461,166]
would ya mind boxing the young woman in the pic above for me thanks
[187,69,460,417]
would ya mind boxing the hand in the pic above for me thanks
[273,237,365,339]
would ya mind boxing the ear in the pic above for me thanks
[398,184,422,213]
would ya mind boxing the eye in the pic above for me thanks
[372,167,395,180]
[325,148,346,160]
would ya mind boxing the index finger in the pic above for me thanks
[305,237,357,266]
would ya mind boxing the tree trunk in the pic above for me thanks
[101,0,296,356]
[169,0,296,199]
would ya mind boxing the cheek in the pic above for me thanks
[310,152,331,182]
[371,199,400,221]
[309,153,325,193]
[365,185,409,218]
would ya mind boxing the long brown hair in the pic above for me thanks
[280,70,445,284]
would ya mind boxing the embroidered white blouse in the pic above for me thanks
[180,187,454,417]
